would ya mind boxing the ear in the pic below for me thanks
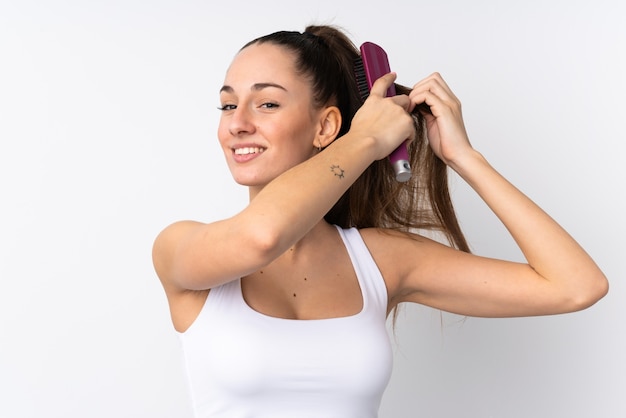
[314,106,342,149]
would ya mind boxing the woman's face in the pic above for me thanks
[218,42,324,192]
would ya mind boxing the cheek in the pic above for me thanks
[276,118,316,148]
[217,121,230,149]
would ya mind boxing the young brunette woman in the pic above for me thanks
[152,25,608,418]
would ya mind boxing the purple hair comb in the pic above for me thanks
[354,42,411,182]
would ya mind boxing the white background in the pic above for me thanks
[1,0,624,417]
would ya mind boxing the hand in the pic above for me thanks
[409,73,474,167]
[350,72,415,161]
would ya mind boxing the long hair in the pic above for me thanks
[243,25,469,253]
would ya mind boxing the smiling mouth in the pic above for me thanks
[234,147,266,155]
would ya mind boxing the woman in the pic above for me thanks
[152,25,608,417]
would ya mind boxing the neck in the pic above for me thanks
[287,221,334,256]
[248,186,262,201]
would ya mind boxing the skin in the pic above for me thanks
[217,44,330,193]
[153,43,608,332]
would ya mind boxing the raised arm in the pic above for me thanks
[382,73,608,317]
[153,73,414,293]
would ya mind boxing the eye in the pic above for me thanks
[218,104,236,111]
[260,102,279,109]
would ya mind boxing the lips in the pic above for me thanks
[231,145,266,163]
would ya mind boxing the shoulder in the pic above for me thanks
[152,220,204,289]
[358,227,447,303]
[152,221,211,332]
[359,227,437,255]
[358,227,448,263]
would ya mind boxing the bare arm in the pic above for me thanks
[376,156,607,317]
[382,73,608,317]
[153,73,414,292]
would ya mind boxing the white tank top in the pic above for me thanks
[178,226,393,418]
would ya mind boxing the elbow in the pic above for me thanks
[588,272,609,307]
[565,272,609,313]
[155,218,287,291]
[246,224,285,264]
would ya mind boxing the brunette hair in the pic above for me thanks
[243,25,469,252]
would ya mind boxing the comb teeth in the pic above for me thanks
[353,57,370,103]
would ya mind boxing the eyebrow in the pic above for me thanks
[219,82,288,94]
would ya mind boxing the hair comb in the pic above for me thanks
[354,42,411,182]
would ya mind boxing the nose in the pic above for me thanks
[228,105,256,136]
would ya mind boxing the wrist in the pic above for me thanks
[331,131,379,163]
[448,148,489,179]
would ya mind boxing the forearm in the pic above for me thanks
[157,134,376,291]
[244,133,377,257]
[452,150,607,301]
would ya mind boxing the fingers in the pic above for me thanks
[409,72,461,117]
[350,72,417,159]
[411,72,455,98]
[369,72,397,98]
[406,73,472,164]
[368,72,412,113]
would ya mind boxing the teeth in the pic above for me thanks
[234,147,264,155]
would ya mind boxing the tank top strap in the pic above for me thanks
[335,226,388,318]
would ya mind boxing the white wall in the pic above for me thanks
[1,1,624,417]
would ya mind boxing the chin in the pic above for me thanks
[228,164,292,188]
[230,173,270,188]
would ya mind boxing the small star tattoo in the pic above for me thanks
[330,165,345,179]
